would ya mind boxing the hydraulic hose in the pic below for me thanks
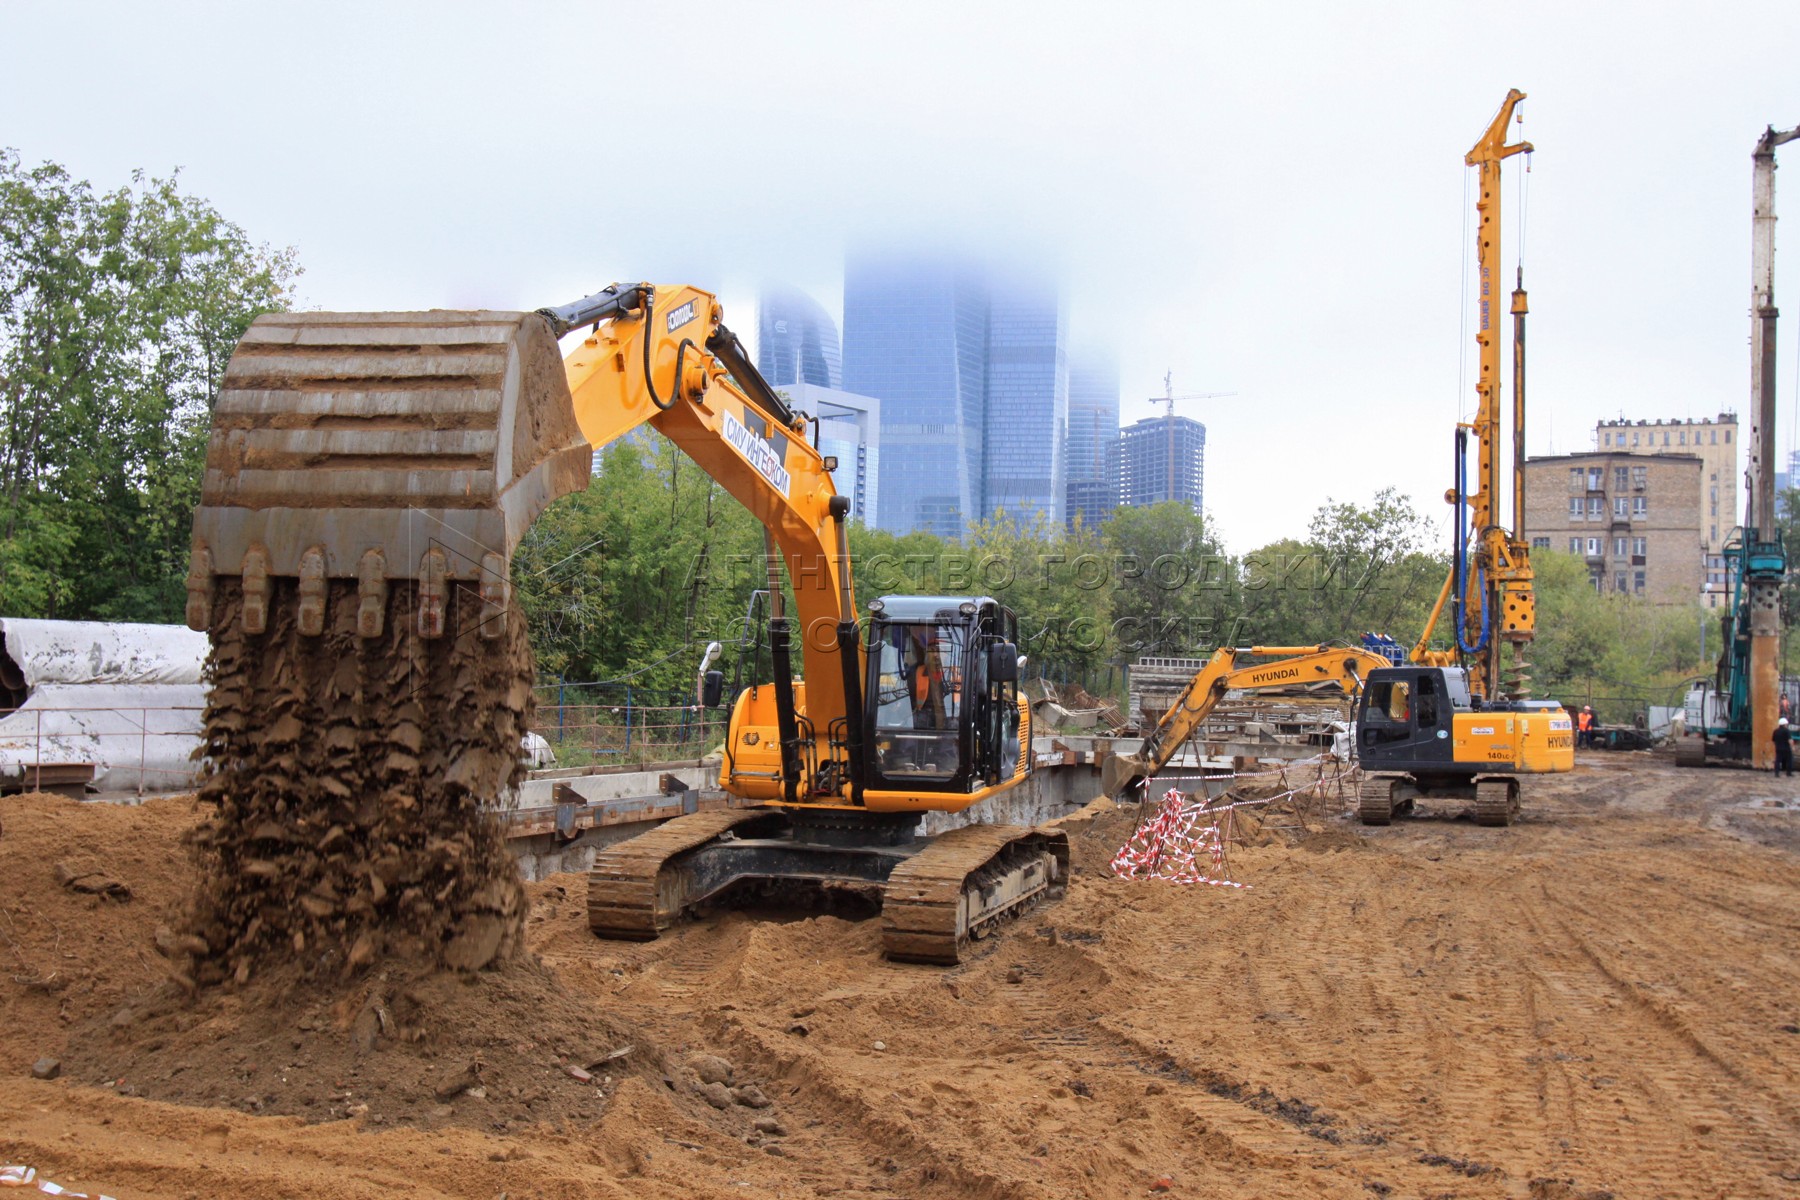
[1452,428,1491,656]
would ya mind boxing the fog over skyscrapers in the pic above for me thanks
[841,246,1071,538]
[756,285,842,389]
[1065,346,1121,529]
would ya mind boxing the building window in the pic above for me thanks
[1568,497,1583,519]
[1588,497,1604,519]
[1632,432,1640,445]
[1726,429,1732,443]
[1532,536,1550,550]
[1679,431,1687,445]
[1586,538,1601,556]
[1711,430,1718,444]
[1569,536,1581,553]
[1632,496,1648,517]
[1587,468,1603,490]
[1634,571,1646,594]
[1569,467,1583,493]
[1663,432,1671,445]
[1614,466,1629,490]
[1633,537,1646,557]
[1614,572,1627,592]
[1632,466,1647,489]
[1614,537,1628,556]
[1710,524,1718,542]
[1613,497,1628,518]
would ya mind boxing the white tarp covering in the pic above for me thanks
[1,618,207,688]
[0,619,207,792]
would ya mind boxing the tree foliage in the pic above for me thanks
[0,150,298,620]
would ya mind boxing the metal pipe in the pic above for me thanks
[1511,268,1528,538]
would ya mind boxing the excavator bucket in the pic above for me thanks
[185,310,592,639]
[1099,751,1152,799]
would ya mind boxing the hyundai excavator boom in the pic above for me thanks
[1101,645,1391,797]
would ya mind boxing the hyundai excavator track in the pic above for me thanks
[586,811,1068,965]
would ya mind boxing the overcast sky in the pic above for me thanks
[5,1,1799,552]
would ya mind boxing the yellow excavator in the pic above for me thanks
[186,283,1065,964]
[1101,643,1574,826]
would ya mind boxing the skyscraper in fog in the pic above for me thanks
[756,285,842,389]
[842,247,1068,537]
[982,272,1068,528]
[842,250,991,539]
[1065,346,1120,529]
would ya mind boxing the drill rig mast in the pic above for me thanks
[1413,88,1536,702]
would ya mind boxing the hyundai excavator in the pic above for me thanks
[185,283,1065,965]
[1101,643,1573,826]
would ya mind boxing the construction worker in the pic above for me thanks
[1576,705,1594,749]
[1775,717,1794,777]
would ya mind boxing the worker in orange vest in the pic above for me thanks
[1576,705,1594,749]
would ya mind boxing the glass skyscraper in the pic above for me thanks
[1065,345,1120,529]
[843,251,990,539]
[842,248,1068,538]
[982,272,1068,529]
[756,285,842,389]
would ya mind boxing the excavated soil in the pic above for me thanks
[3,754,1798,1199]
[183,579,533,984]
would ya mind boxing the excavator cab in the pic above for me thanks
[864,596,1022,793]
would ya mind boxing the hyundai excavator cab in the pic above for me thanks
[1353,666,1572,826]
[185,284,1066,967]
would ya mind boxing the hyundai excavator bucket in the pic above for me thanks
[1099,751,1153,799]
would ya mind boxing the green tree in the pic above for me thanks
[1239,489,1447,647]
[0,150,298,619]
[965,509,1114,680]
[1100,502,1238,657]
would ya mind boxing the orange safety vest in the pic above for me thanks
[1577,711,1592,731]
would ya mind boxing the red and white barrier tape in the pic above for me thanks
[1109,788,1247,888]
[0,1166,117,1199]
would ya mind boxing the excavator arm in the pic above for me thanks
[1101,645,1390,797]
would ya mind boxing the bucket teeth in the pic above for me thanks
[417,548,449,640]
[185,544,214,632]
[296,546,328,636]
[242,546,270,635]
[479,552,508,640]
[357,550,388,639]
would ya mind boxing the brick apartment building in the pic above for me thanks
[1522,452,1703,602]
[1592,414,1736,606]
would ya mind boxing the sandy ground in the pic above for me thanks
[2,753,1797,1199]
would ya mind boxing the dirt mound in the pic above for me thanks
[58,931,652,1132]
[182,579,531,985]
[0,792,198,1066]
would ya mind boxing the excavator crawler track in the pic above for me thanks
[880,824,1070,965]
[587,809,779,939]
[1473,779,1517,827]
[1357,776,1397,826]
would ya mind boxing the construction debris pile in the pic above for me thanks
[177,580,534,986]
